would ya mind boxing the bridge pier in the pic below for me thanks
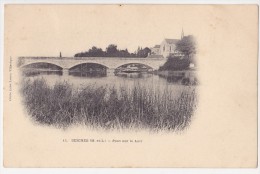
[62,68,69,76]
[107,68,115,74]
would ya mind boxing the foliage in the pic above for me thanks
[159,35,197,71]
[21,78,197,131]
[175,35,197,57]
[74,44,151,58]
[137,47,151,58]
[106,44,118,56]
[74,46,105,57]
[159,56,191,71]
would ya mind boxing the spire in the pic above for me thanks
[181,28,184,39]
[60,52,62,58]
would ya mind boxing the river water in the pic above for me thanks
[22,69,193,95]
[20,69,197,130]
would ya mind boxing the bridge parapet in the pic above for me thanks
[18,56,167,70]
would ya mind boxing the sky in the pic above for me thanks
[5,5,199,57]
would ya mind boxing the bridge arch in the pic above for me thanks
[115,63,154,70]
[21,62,63,70]
[19,57,167,71]
[68,63,109,71]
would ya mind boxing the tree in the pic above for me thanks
[74,46,104,57]
[118,49,130,57]
[159,56,190,71]
[88,46,104,57]
[175,35,196,58]
[142,47,151,57]
[74,44,151,58]
[136,47,151,58]
[106,44,118,56]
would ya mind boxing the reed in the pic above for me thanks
[21,78,197,131]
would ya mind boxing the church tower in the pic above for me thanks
[181,28,184,39]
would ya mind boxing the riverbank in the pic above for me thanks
[158,70,198,86]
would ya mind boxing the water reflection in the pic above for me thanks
[164,75,183,84]
[69,71,107,78]
[22,69,62,77]
[159,75,198,86]
[115,72,152,79]
[21,68,197,87]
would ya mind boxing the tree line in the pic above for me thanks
[74,44,151,58]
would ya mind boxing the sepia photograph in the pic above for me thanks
[2,3,258,170]
[18,30,197,131]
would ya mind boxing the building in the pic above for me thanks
[148,29,185,58]
[160,39,179,58]
[149,38,184,58]
[151,45,161,55]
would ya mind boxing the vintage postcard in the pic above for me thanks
[3,4,258,167]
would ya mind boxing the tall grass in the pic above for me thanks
[21,78,197,131]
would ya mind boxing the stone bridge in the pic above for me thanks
[18,57,167,71]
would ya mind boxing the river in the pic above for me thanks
[22,69,194,98]
[20,69,197,130]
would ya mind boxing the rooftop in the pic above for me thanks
[164,39,179,44]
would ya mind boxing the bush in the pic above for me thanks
[159,56,190,71]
